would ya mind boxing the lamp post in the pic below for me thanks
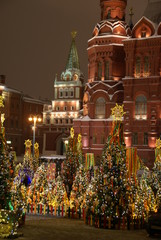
[28,116,42,156]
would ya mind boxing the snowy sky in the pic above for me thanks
[0,0,148,100]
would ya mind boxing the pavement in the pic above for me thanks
[7,215,158,240]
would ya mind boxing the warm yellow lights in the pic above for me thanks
[111,103,125,121]
[28,116,42,123]
[156,138,161,149]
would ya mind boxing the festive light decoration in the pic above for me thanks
[156,138,161,149]
[70,127,74,139]
[0,96,4,108]
[70,164,88,209]
[111,103,125,121]
[63,133,84,197]
[0,104,21,237]
[52,175,69,208]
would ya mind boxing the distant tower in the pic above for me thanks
[43,32,84,155]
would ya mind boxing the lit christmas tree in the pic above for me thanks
[83,104,137,228]
[52,175,69,208]
[0,101,20,238]
[28,163,52,205]
[152,138,161,208]
[133,168,157,219]
[70,164,89,209]
[63,128,83,197]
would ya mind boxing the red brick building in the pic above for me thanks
[0,75,46,156]
[74,0,161,167]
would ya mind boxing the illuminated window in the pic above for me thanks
[135,95,147,120]
[135,57,141,77]
[69,87,74,98]
[98,62,102,80]
[143,56,149,77]
[141,27,146,38]
[132,133,138,145]
[64,88,68,97]
[59,88,63,98]
[105,61,109,80]
[95,97,106,119]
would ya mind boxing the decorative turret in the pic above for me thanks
[65,31,80,71]
[100,0,127,21]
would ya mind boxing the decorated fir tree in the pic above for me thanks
[52,175,69,208]
[0,102,20,238]
[83,104,137,226]
[0,130,13,210]
[27,163,52,205]
[152,138,161,195]
[63,128,83,197]
[70,164,89,209]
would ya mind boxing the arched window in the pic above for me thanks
[144,56,149,77]
[98,62,102,80]
[135,57,141,77]
[135,95,147,120]
[69,87,74,97]
[105,61,110,80]
[59,88,63,98]
[64,88,68,97]
[95,97,106,119]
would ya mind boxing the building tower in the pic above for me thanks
[74,0,131,159]
[74,0,161,167]
[43,32,84,155]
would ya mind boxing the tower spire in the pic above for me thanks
[129,7,134,30]
[66,31,80,70]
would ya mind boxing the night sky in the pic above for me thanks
[0,0,148,100]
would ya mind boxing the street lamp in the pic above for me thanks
[28,115,42,156]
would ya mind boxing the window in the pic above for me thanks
[135,57,141,77]
[59,88,63,98]
[64,106,67,111]
[47,118,50,124]
[135,95,147,120]
[95,97,106,119]
[66,119,68,124]
[141,27,146,38]
[132,133,138,145]
[64,88,68,97]
[98,62,102,80]
[60,119,62,124]
[144,133,148,145]
[93,135,97,144]
[55,119,58,124]
[71,106,74,111]
[105,61,109,80]
[69,88,74,97]
[56,106,60,111]
[144,56,149,77]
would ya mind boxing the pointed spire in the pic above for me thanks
[66,31,80,70]
[129,7,134,30]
